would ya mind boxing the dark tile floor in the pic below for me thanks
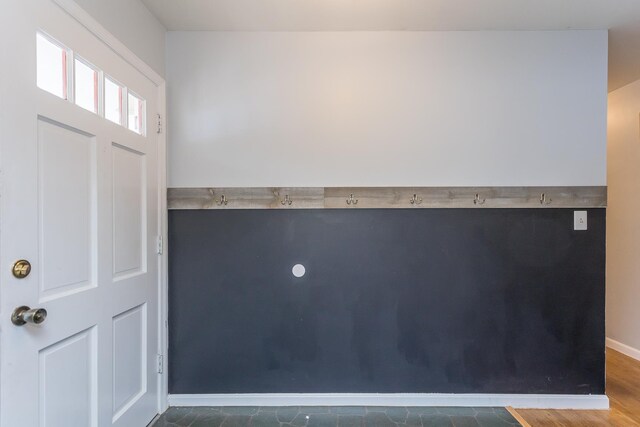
[152,406,521,427]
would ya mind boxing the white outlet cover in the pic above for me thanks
[292,264,306,278]
[574,211,588,231]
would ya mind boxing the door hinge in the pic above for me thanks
[157,113,163,134]
[157,354,164,374]
[156,235,163,255]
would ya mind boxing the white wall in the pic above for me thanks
[607,78,640,356]
[166,31,607,188]
[74,0,166,77]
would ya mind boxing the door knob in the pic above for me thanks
[11,306,47,326]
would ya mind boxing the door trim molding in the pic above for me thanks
[167,393,609,410]
[157,82,169,413]
[50,0,164,86]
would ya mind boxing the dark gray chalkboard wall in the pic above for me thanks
[168,209,605,395]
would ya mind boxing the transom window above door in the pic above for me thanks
[36,32,147,136]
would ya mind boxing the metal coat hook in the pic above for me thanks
[346,193,358,205]
[540,193,552,205]
[410,194,422,205]
[281,195,293,206]
[216,194,228,206]
[474,193,486,205]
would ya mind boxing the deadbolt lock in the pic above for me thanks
[12,260,31,279]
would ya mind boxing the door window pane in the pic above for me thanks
[105,77,123,125]
[36,33,67,99]
[35,32,149,133]
[74,58,98,113]
[127,92,145,135]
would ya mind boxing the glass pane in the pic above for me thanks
[127,93,145,135]
[74,58,98,113]
[105,77,122,125]
[36,34,66,99]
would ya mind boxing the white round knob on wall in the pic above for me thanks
[292,264,306,278]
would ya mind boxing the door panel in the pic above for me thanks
[0,1,162,426]
[112,304,147,421]
[40,326,98,427]
[38,119,97,301]
[112,144,147,279]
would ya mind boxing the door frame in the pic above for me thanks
[6,0,170,415]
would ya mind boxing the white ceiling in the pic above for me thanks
[142,0,640,91]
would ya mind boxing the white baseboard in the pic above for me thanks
[607,337,640,361]
[168,393,609,410]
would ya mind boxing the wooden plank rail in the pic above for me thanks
[168,186,607,209]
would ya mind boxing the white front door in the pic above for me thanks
[0,1,163,426]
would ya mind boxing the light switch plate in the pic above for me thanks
[574,211,588,231]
